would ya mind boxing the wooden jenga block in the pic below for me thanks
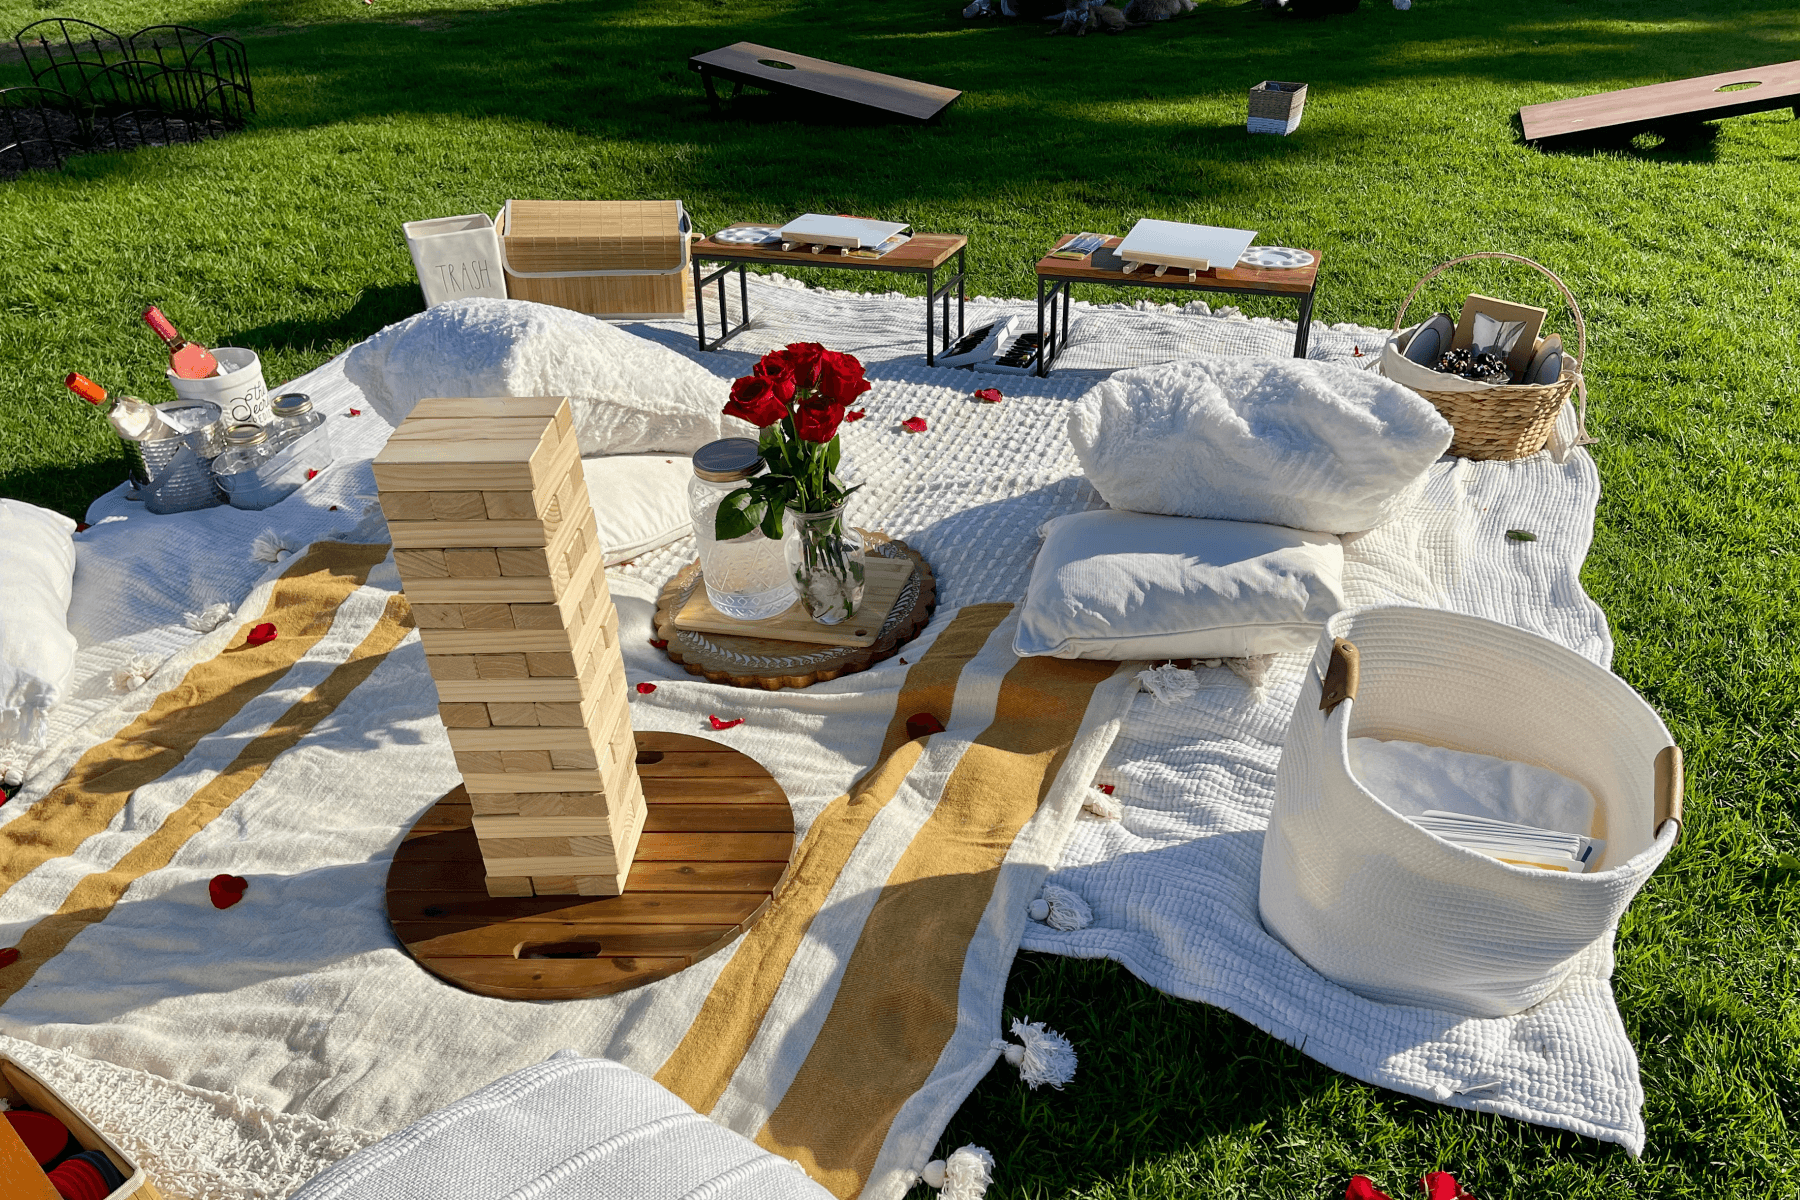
[485,875,534,898]
[429,492,488,522]
[474,653,529,680]
[426,655,479,682]
[530,876,580,895]
[459,603,515,630]
[412,603,464,629]
[444,548,501,578]
[486,703,539,727]
[395,548,449,578]
[439,703,490,729]
[380,492,436,522]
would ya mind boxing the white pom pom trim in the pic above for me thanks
[992,1017,1077,1090]
[1028,883,1092,931]
[922,1144,994,1199]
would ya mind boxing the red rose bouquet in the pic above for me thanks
[718,342,872,623]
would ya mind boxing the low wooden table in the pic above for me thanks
[386,733,795,1001]
[688,42,961,123]
[1521,60,1800,146]
[1032,234,1322,374]
[654,535,936,691]
[692,225,967,366]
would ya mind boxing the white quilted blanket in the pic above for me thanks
[1,278,1652,1200]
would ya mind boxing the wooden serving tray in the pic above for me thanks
[673,555,913,648]
[655,534,936,691]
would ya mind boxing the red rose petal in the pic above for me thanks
[905,711,946,740]
[974,388,1003,403]
[1096,784,1116,795]
[330,505,341,511]
[75,521,91,532]
[708,715,744,730]
[1352,345,1365,358]
[1346,1178,1395,1200]
[1423,1173,1473,1200]
[246,622,278,646]
[635,682,657,694]
[208,874,249,909]
[0,948,19,969]
[305,468,319,481]
[900,416,927,434]
[844,408,867,423]
[649,638,669,650]
[347,408,362,416]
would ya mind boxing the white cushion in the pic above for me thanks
[290,1053,836,1200]
[345,298,746,455]
[1067,354,1452,534]
[583,455,693,565]
[1014,509,1345,661]
[0,500,79,746]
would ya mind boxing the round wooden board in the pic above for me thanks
[386,732,795,1001]
[654,533,937,691]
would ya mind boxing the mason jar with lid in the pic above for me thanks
[265,392,328,451]
[211,423,276,479]
[688,438,794,621]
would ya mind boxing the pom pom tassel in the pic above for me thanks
[251,530,294,563]
[992,1016,1077,1090]
[1027,883,1092,931]
[921,1145,994,1199]
[111,654,161,692]
[183,602,233,632]
[1082,786,1121,820]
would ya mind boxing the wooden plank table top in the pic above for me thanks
[689,41,960,122]
[1520,60,1800,143]
[694,224,968,272]
[386,731,795,1001]
[1034,235,1321,297]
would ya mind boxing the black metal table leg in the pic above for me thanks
[925,265,937,367]
[1061,279,1071,351]
[702,71,721,112]
[1036,274,1048,377]
[737,263,749,338]
[692,255,707,350]
[1293,287,1316,358]
[956,247,967,343]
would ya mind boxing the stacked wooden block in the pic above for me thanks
[373,397,644,899]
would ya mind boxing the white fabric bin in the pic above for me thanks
[405,213,509,307]
[1259,605,1683,1017]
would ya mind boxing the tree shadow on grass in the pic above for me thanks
[221,282,421,355]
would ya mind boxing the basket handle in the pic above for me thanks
[1392,252,1593,446]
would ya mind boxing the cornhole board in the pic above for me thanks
[1521,60,1800,145]
[689,42,960,122]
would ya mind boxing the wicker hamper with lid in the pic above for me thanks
[497,200,693,318]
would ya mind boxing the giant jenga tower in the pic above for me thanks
[373,397,644,899]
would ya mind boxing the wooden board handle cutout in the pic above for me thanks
[1319,637,1359,716]
[1654,744,1684,838]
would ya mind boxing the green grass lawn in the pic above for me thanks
[4,0,1799,1195]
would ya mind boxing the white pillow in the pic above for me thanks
[345,298,746,455]
[0,500,79,746]
[1014,509,1345,661]
[1068,355,1452,534]
[583,455,693,565]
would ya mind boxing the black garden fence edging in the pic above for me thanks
[2,18,254,180]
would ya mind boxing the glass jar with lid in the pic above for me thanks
[688,438,794,621]
[211,423,276,479]
[265,392,328,451]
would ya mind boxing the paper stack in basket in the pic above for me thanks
[374,397,645,898]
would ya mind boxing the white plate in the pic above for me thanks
[711,225,783,245]
[1237,246,1315,269]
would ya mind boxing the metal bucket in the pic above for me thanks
[128,400,227,515]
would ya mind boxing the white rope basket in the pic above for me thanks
[1259,606,1683,1017]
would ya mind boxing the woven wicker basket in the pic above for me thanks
[1390,253,1591,461]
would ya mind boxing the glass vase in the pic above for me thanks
[785,506,866,625]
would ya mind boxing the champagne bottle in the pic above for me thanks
[142,306,221,380]
[64,372,178,442]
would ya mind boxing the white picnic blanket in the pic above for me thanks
[0,278,1654,1200]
